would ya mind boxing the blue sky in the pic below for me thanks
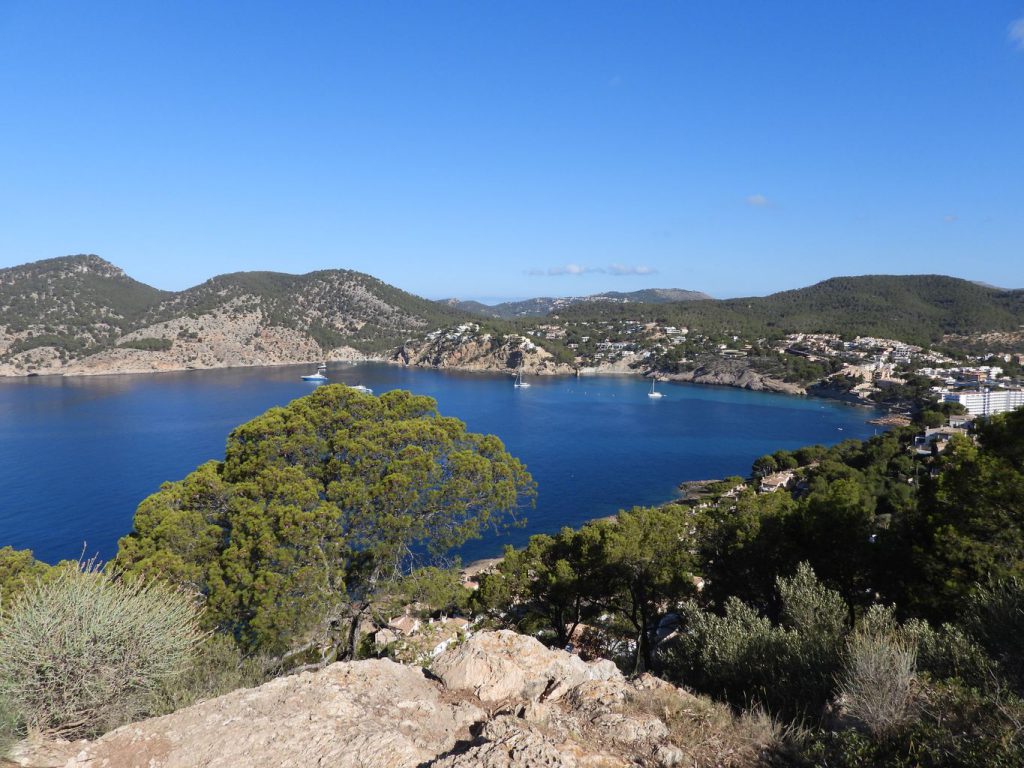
[1,2,1022,301]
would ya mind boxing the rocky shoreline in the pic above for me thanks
[4,345,828,406]
[3,329,878,415]
[658,365,804,395]
[1,349,371,379]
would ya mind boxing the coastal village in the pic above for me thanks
[401,317,1024,423]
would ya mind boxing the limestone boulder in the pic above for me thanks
[54,659,483,768]
[431,629,622,703]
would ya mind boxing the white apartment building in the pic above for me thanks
[943,389,1024,417]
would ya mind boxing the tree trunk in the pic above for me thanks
[632,583,653,675]
[340,601,368,661]
[633,628,647,675]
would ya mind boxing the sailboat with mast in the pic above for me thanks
[647,377,664,398]
[513,367,531,388]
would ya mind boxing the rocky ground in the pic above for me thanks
[8,631,773,768]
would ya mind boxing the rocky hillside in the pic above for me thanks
[391,323,575,376]
[0,256,469,377]
[10,632,772,768]
[444,288,713,319]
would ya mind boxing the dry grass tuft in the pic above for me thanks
[624,685,779,768]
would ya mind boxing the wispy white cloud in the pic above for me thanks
[1010,17,1024,49]
[529,263,656,277]
[746,194,771,207]
[608,75,624,88]
[943,214,958,223]
[548,263,593,276]
[608,264,656,275]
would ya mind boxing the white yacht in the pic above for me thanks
[349,384,374,394]
[301,364,328,382]
[513,369,531,389]
[647,378,664,398]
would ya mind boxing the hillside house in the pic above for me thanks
[759,471,795,493]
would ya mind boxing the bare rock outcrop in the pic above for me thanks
[662,360,804,395]
[391,326,573,376]
[431,629,621,703]
[38,659,483,768]
[12,631,770,768]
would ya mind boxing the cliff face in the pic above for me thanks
[51,301,365,377]
[2,302,367,377]
[662,360,805,395]
[11,631,771,768]
[391,325,574,376]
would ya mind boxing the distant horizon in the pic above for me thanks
[441,276,1023,305]
[1,3,1022,296]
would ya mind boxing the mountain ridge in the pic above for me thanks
[1,256,1021,377]
[442,287,713,318]
[557,273,1024,346]
[0,255,471,376]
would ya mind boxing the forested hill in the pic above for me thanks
[443,287,712,319]
[557,274,1024,345]
[147,268,467,350]
[0,255,171,357]
[0,255,470,374]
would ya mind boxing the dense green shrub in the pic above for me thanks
[671,597,804,714]
[387,566,472,618]
[667,565,847,719]
[962,577,1024,691]
[0,546,52,611]
[0,562,204,738]
[906,620,993,688]
[791,681,1024,767]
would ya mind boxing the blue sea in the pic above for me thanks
[0,363,881,564]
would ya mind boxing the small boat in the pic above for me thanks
[513,369,531,389]
[349,384,373,394]
[301,364,328,382]
[647,378,664,398]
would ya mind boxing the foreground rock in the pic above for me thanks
[10,631,773,768]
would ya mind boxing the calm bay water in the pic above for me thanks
[0,363,881,564]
